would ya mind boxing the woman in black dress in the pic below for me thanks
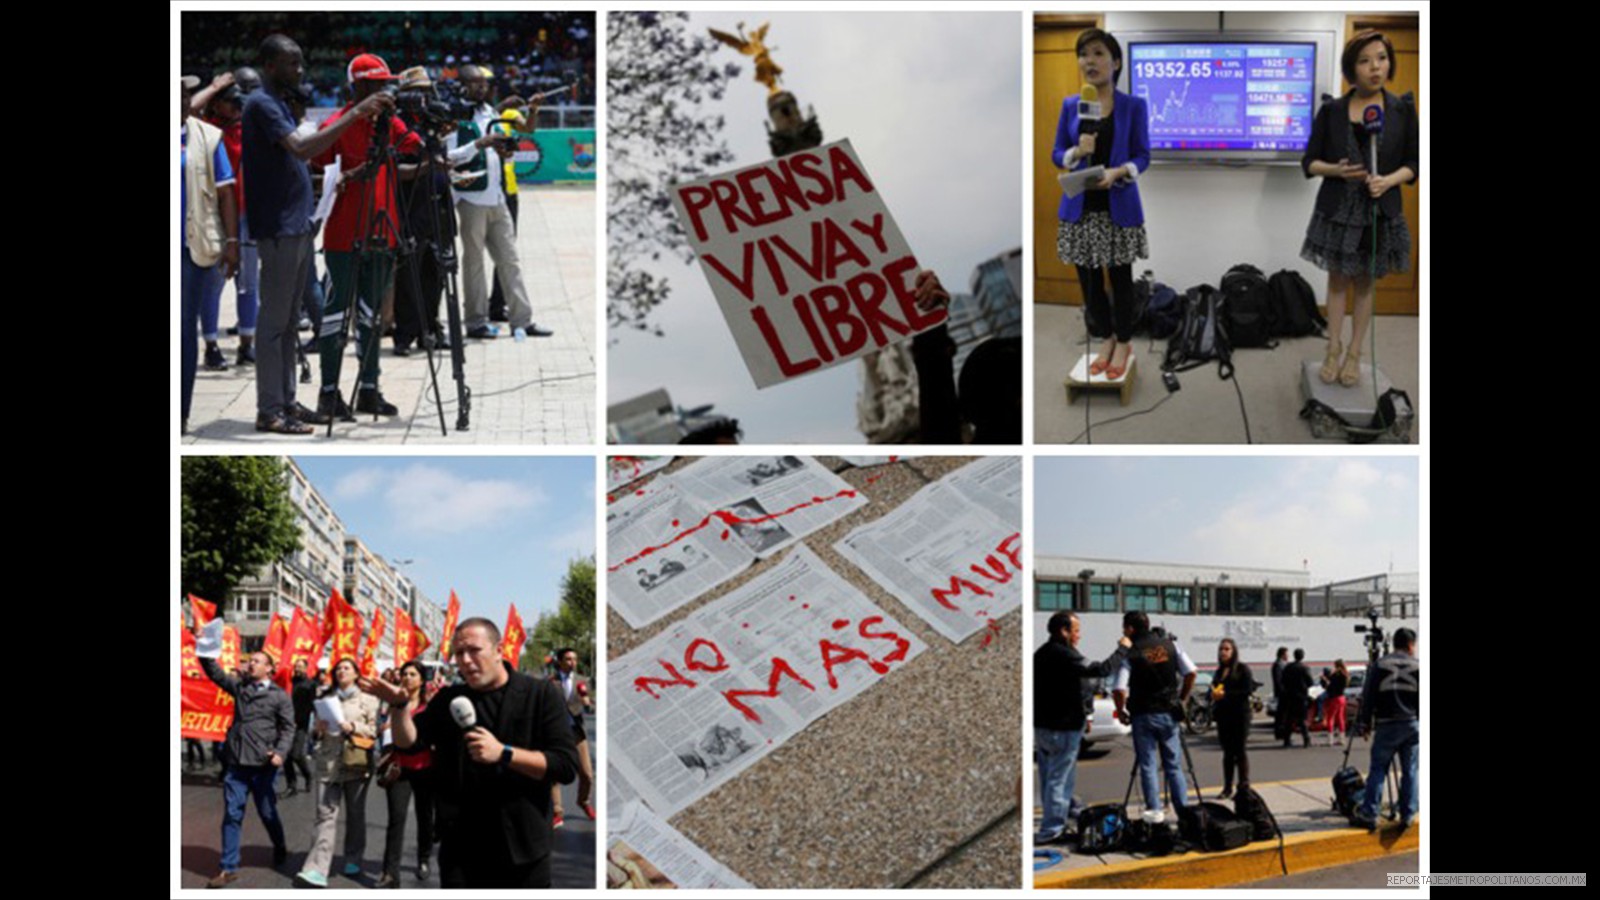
[1300,30,1419,387]
[1211,638,1256,799]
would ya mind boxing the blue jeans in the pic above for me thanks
[1035,727,1084,841]
[1132,711,1188,817]
[1360,719,1418,822]
[220,764,286,872]
[180,249,223,423]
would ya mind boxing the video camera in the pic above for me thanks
[1352,607,1386,662]
[392,78,476,133]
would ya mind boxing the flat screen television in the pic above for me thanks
[1123,33,1334,163]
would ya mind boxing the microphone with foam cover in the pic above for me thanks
[1362,103,1384,176]
[1079,83,1103,136]
[449,695,477,731]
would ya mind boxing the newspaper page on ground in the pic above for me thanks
[608,456,674,494]
[607,457,869,629]
[607,801,754,890]
[833,459,1023,643]
[609,545,926,818]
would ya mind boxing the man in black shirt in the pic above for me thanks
[1280,648,1313,748]
[1353,628,1419,830]
[283,659,316,795]
[1033,611,1130,844]
[359,617,577,887]
[197,644,294,888]
[1111,611,1196,825]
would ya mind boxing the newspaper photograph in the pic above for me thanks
[608,455,674,494]
[609,545,926,817]
[834,461,1023,643]
[607,801,754,890]
[607,457,871,628]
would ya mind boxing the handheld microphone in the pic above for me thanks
[1079,83,1103,137]
[1361,104,1384,177]
[449,695,478,731]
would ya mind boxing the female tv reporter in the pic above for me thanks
[1211,638,1256,799]
[1301,30,1418,387]
[295,658,380,888]
[1052,28,1150,380]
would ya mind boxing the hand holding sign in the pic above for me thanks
[672,139,947,388]
[195,619,225,660]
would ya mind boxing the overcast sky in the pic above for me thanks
[1035,457,1419,585]
[608,11,1022,442]
[294,457,595,624]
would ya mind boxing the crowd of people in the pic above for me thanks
[189,617,596,889]
[181,31,574,436]
[1033,610,1420,848]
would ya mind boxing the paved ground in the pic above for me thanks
[1232,850,1419,888]
[1034,304,1421,444]
[608,456,1021,889]
[177,712,596,889]
[183,186,594,445]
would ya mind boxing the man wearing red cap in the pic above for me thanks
[313,53,424,422]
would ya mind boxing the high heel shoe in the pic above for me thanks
[1339,350,1361,387]
[1105,343,1132,380]
[1319,339,1342,384]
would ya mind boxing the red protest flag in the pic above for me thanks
[393,607,416,668]
[221,625,242,671]
[324,589,364,667]
[275,607,323,690]
[440,590,461,659]
[501,603,527,668]
[359,607,387,678]
[189,594,218,628]
[262,613,288,663]
[180,623,234,742]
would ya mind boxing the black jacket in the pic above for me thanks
[1360,651,1419,725]
[200,656,295,767]
[1302,89,1420,221]
[1034,639,1127,731]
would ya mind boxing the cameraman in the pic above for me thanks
[1352,627,1418,830]
[312,53,424,421]
[445,65,552,341]
[1111,612,1196,826]
[392,67,456,356]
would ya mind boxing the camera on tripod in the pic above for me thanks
[1352,607,1385,661]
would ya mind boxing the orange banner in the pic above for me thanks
[359,608,387,677]
[502,603,527,668]
[441,590,461,659]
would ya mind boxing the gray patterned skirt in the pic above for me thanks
[1057,212,1150,268]
[1300,186,1411,278]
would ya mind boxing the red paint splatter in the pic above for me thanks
[635,490,645,496]
[720,529,730,541]
[788,595,796,601]
[684,638,729,673]
[831,619,850,630]
[801,604,810,610]
[819,639,890,689]
[670,519,679,528]
[722,657,816,724]
[742,623,750,629]
[607,488,861,572]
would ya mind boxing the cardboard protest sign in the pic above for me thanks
[672,138,946,389]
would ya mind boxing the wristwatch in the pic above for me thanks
[498,744,514,772]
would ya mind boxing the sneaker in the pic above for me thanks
[514,322,555,338]
[342,862,362,877]
[417,861,431,881]
[355,388,400,416]
[205,871,239,889]
[552,814,565,829]
[374,873,399,889]
[582,802,597,820]
[236,345,256,366]
[294,870,327,888]
[467,325,498,340]
[317,391,356,423]
[1349,811,1379,832]
[204,344,230,370]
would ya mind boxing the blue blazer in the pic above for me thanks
[1052,90,1150,228]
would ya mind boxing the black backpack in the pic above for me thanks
[1267,269,1325,337]
[1331,740,1366,820]
[1235,787,1288,875]
[1178,801,1253,852]
[1076,803,1129,855]
[1164,285,1233,378]
[1145,282,1182,339]
[1220,264,1275,348]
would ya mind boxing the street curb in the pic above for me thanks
[1034,820,1420,889]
